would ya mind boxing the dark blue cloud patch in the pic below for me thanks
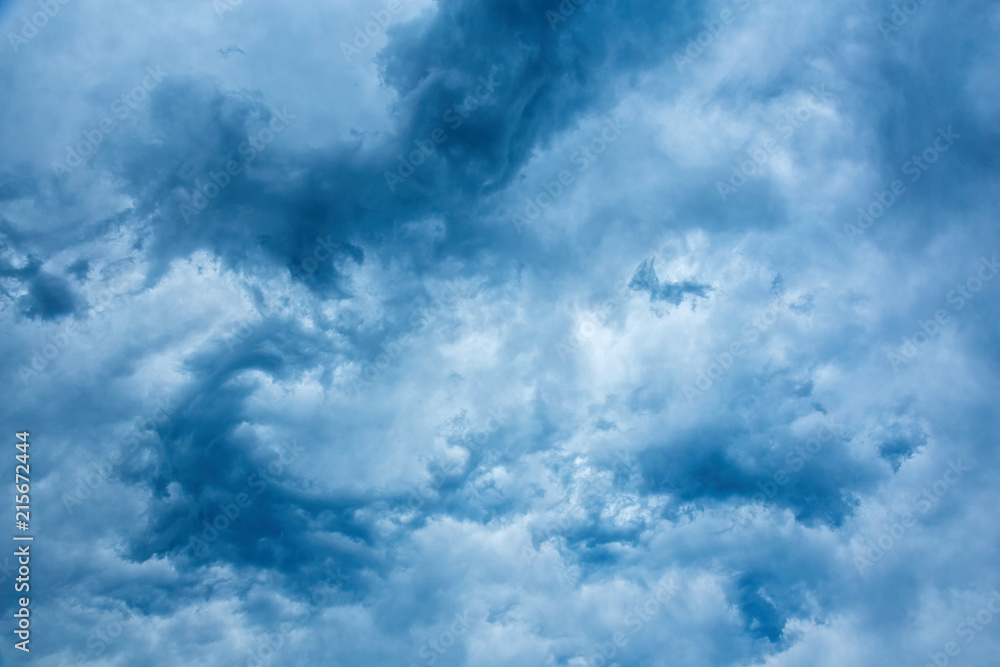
[18,269,78,319]
[66,257,90,281]
[733,572,787,644]
[629,257,711,306]
[639,401,880,531]
[878,437,920,473]
[640,429,759,502]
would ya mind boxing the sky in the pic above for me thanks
[0,0,999,665]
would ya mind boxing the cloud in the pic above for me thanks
[1,0,999,665]
[628,257,711,306]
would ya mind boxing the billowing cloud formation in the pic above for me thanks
[1,0,999,665]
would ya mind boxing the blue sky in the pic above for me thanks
[1,0,999,665]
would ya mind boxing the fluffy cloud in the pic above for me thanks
[1,0,999,665]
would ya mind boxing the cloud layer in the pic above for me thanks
[1,0,999,665]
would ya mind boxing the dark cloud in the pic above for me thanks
[18,270,77,319]
[629,257,711,306]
